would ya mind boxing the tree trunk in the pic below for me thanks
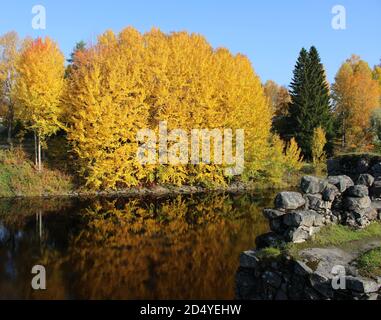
[34,132,38,167]
[7,106,13,147]
[38,133,42,172]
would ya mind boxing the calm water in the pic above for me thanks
[0,191,275,300]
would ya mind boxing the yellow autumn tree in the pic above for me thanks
[64,28,151,189]
[0,32,31,145]
[285,137,303,171]
[64,27,273,190]
[312,126,327,169]
[15,37,65,171]
[332,55,380,151]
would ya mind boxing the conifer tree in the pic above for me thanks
[288,47,333,159]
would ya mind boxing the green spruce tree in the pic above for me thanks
[288,46,333,159]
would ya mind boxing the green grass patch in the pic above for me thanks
[357,247,381,279]
[287,223,381,257]
[256,247,282,259]
[0,148,73,198]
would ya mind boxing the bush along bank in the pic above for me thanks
[236,166,381,300]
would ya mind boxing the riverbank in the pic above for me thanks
[0,148,310,199]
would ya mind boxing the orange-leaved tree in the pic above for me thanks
[332,55,380,151]
[15,37,65,171]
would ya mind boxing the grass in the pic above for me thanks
[256,247,282,259]
[357,247,381,279]
[0,148,73,198]
[286,223,381,257]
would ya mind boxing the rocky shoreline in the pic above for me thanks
[236,155,381,300]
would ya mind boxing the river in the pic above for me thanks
[0,191,276,299]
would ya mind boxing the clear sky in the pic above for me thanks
[0,0,380,86]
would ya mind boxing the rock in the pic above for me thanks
[306,194,332,211]
[371,162,381,177]
[255,232,285,249]
[345,185,369,198]
[344,196,372,211]
[262,271,282,289]
[345,276,380,293]
[309,273,333,299]
[370,179,381,199]
[269,217,285,233]
[294,260,313,276]
[322,184,340,202]
[286,226,310,243]
[275,192,306,210]
[357,158,370,174]
[239,250,260,269]
[357,174,375,187]
[301,176,327,194]
[263,209,286,220]
[283,210,318,228]
[327,175,354,193]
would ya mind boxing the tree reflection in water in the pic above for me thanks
[0,192,275,299]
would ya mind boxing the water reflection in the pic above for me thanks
[0,192,275,300]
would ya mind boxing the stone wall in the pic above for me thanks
[236,249,381,300]
[236,161,381,300]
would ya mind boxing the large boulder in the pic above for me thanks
[371,162,381,177]
[344,196,372,211]
[283,210,323,228]
[356,174,375,187]
[300,176,327,194]
[285,227,310,243]
[263,209,286,220]
[305,194,332,211]
[322,184,340,202]
[345,185,369,198]
[327,175,354,193]
[275,192,306,210]
[370,178,381,199]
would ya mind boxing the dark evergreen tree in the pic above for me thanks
[287,46,333,159]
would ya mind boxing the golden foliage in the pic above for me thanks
[312,127,327,166]
[64,27,273,190]
[333,55,380,151]
[285,137,304,171]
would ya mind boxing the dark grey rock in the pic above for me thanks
[322,184,340,202]
[286,226,310,243]
[328,175,354,193]
[255,232,285,249]
[263,209,286,220]
[357,174,375,187]
[269,217,285,233]
[306,194,332,211]
[346,276,380,293]
[370,179,381,199]
[345,185,369,198]
[283,210,321,228]
[239,250,260,269]
[301,176,327,194]
[275,192,306,210]
[294,260,313,276]
[357,158,370,174]
[371,162,381,177]
[344,196,372,211]
[262,271,282,289]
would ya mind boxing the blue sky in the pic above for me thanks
[0,0,380,86]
